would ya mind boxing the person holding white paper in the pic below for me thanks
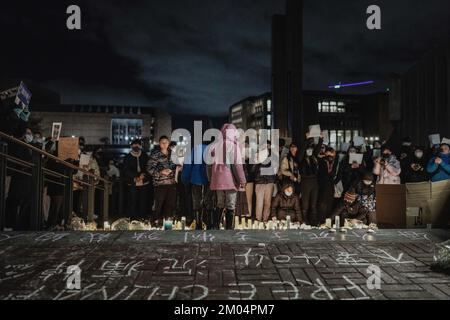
[317,147,340,224]
[373,145,401,185]
[338,146,366,193]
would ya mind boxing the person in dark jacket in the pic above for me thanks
[279,142,301,195]
[147,136,179,224]
[298,135,323,226]
[403,146,430,183]
[254,142,277,223]
[351,172,377,218]
[317,147,340,224]
[181,143,213,229]
[271,183,302,222]
[122,139,150,219]
[331,192,376,227]
[339,146,366,193]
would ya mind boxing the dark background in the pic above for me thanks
[1,0,450,117]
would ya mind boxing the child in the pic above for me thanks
[270,183,302,223]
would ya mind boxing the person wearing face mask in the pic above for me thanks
[352,172,377,219]
[5,126,34,230]
[123,139,150,219]
[373,145,401,185]
[106,159,121,217]
[279,142,301,194]
[270,183,302,223]
[338,146,366,193]
[317,147,341,224]
[427,142,450,182]
[297,134,323,226]
[331,191,376,228]
[404,147,430,183]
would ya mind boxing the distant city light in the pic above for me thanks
[329,81,375,89]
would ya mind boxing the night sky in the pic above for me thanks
[1,0,450,116]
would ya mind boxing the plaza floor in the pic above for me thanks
[0,229,449,300]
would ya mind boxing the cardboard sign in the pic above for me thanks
[353,136,365,147]
[52,123,62,141]
[349,153,364,165]
[308,124,321,138]
[58,137,79,161]
[429,134,440,146]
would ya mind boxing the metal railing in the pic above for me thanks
[0,131,111,231]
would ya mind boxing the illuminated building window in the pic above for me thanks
[111,119,143,145]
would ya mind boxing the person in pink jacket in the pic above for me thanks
[208,124,246,230]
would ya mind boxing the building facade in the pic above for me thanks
[229,93,272,133]
[31,105,172,147]
[391,42,450,146]
[231,90,390,150]
[271,0,304,143]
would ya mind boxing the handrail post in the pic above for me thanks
[87,176,95,223]
[103,181,110,225]
[0,141,7,230]
[63,166,73,227]
[30,150,43,231]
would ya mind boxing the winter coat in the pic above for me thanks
[427,153,450,182]
[352,181,376,214]
[271,184,302,222]
[338,155,366,192]
[181,144,208,186]
[123,151,149,186]
[147,148,177,186]
[332,201,376,226]
[279,155,300,182]
[208,124,246,191]
[373,155,401,185]
[254,149,277,185]
[404,156,430,183]
[298,138,322,178]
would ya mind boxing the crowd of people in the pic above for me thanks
[4,123,450,231]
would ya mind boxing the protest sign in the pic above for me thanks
[58,137,79,161]
[349,153,364,165]
[353,136,365,147]
[308,124,321,138]
[52,123,62,141]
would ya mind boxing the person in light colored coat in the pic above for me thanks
[208,123,246,229]
[373,145,401,185]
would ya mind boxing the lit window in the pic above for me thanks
[267,100,272,112]
[267,115,272,127]
[318,103,322,112]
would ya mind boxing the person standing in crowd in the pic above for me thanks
[106,159,121,217]
[427,142,450,182]
[404,146,430,183]
[74,137,100,220]
[373,145,401,185]
[298,135,323,226]
[254,141,277,223]
[366,140,382,172]
[317,147,340,224]
[279,142,301,195]
[208,124,246,230]
[243,140,256,219]
[172,141,192,221]
[181,142,212,229]
[400,137,414,183]
[5,126,33,230]
[279,138,289,162]
[147,136,178,226]
[122,139,150,220]
[339,146,366,193]
[271,182,302,223]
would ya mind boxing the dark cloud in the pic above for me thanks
[1,0,449,115]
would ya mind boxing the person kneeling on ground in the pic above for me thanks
[270,183,302,223]
[331,191,376,227]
